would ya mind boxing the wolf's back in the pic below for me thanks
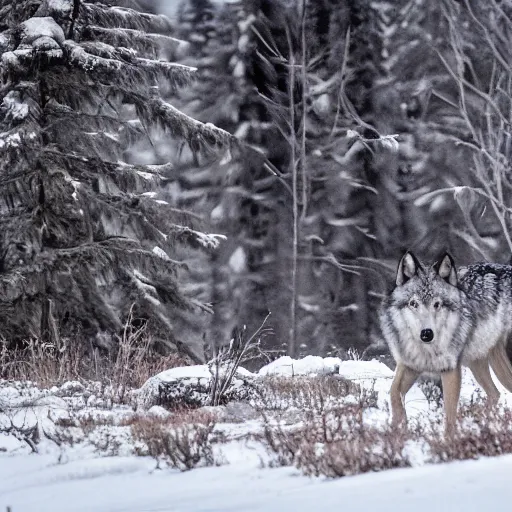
[458,263,512,363]
[459,263,512,306]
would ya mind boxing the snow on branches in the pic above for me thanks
[0,0,231,350]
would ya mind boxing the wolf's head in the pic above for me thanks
[390,251,461,346]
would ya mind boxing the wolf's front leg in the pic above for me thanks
[390,363,418,429]
[441,366,462,437]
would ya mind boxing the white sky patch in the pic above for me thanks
[228,246,246,273]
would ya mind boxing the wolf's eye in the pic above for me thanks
[433,301,441,310]
[409,299,418,309]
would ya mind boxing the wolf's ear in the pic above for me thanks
[396,251,420,286]
[434,252,457,286]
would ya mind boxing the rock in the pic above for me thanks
[224,401,258,422]
[0,386,21,402]
[136,364,256,410]
[33,395,68,410]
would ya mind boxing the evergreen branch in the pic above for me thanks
[83,25,188,58]
[131,94,235,152]
[43,99,144,139]
[63,40,196,89]
[80,2,174,33]
[40,148,167,192]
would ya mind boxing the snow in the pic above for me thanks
[136,170,156,180]
[2,358,512,511]
[338,359,395,379]
[175,225,228,249]
[0,131,22,149]
[20,17,65,45]
[259,355,344,377]
[46,0,73,13]
[2,91,29,120]
[152,245,170,260]
[149,363,255,382]
[2,445,512,511]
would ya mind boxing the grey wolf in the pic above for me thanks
[380,251,512,435]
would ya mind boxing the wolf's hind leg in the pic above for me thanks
[468,358,500,404]
[441,366,462,437]
[390,363,418,428]
[489,341,512,393]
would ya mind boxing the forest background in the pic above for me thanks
[2,0,511,371]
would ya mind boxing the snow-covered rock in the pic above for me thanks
[136,364,256,410]
[224,401,258,422]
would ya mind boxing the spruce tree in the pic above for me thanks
[0,0,233,360]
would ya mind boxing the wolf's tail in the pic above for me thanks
[489,341,512,392]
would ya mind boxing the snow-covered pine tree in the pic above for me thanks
[0,0,233,360]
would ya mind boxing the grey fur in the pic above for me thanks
[380,253,512,375]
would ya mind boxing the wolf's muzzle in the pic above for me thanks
[420,328,434,343]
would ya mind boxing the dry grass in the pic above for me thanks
[297,427,412,477]
[0,333,187,391]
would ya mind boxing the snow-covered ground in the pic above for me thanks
[3,448,512,512]
[1,357,511,512]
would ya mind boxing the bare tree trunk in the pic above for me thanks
[286,23,298,358]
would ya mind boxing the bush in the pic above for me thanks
[252,375,364,414]
[256,374,406,476]
[426,402,512,463]
[131,410,223,471]
[260,398,413,476]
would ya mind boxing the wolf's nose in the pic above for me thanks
[420,329,434,343]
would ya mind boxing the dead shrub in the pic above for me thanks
[253,375,363,414]
[258,375,412,477]
[261,402,413,476]
[298,427,412,477]
[75,413,117,436]
[130,410,222,471]
[208,313,272,406]
[426,403,512,462]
